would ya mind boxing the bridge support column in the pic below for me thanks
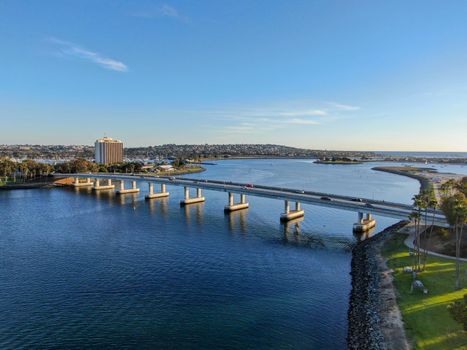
[117,180,140,195]
[353,212,376,232]
[224,192,249,212]
[180,187,205,206]
[358,212,364,224]
[280,200,304,221]
[146,182,170,199]
[73,177,93,187]
[92,178,115,191]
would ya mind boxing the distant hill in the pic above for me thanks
[0,144,375,161]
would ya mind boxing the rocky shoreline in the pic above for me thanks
[347,220,410,350]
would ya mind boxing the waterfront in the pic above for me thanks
[1,159,465,349]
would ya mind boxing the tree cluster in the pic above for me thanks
[437,177,467,289]
[0,157,151,182]
[0,157,53,180]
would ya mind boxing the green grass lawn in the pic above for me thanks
[382,233,467,350]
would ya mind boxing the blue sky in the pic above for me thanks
[1,0,466,151]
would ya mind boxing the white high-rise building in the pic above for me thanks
[94,137,123,164]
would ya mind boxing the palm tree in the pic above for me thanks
[441,193,467,289]
[422,194,438,270]
[409,210,422,271]
[440,179,457,197]
[412,194,425,271]
[453,198,466,289]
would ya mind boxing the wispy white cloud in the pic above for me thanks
[326,102,360,111]
[165,100,358,135]
[286,118,320,125]
[133,4,188,22]
[159,4,180,17]
[47,37,128,72]
[223,125,256,133]
[202,107,327,120]
[278,109,327,117]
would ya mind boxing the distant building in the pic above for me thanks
[158,164,174,171]
[94,137,123,164]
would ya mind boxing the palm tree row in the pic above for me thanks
[409,188,437,272]
[409,178,467,289]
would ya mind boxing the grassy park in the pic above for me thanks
[382,233,467,350]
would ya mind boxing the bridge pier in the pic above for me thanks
[353,212,376,232]
[117,180,140,195]
[224,192,249,212]
[73,177,93,187]
[282,216,304,241]
[180,187,205,205]
[92,178,115,191]
[146,183,170,199]
[280,200,305,221]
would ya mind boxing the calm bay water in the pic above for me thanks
[1,159,465,349]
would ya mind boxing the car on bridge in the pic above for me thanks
[351,198,363,202]
[320,196,332,201]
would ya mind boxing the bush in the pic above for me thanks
[439,228,451,241]
[447,294,467,331]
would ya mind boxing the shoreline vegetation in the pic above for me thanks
[314,157,363,164]
[0,157,205,190]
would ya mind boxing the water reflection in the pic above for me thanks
[281,217,327,248]
[181,203,205,226]
[147,198,169,218]
[282,217,303,241]
[117,192,139,206]
[225,209,248,234]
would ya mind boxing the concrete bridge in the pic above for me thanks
[56,173,448,230]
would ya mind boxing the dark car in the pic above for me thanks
[351,198,363,202]
[320,196,331,201]
[365,203,374,208]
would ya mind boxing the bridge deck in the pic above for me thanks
[55,173,448,225]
